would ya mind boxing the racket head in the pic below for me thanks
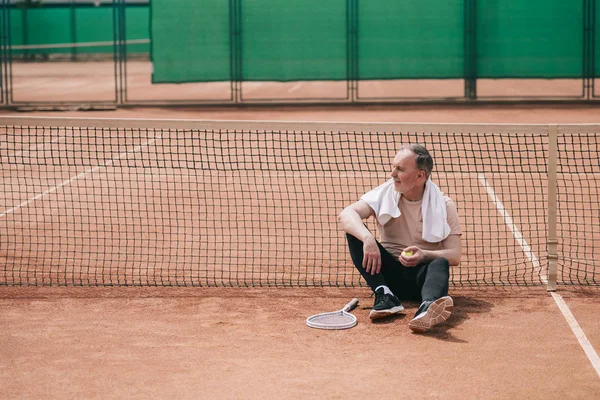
[306,310,357,330]
[306,298,360,330]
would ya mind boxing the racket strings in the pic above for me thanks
[312,313,353,324]
[306,311,357,329]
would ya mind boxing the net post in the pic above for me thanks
[547,124,558,291]
[463,0,477,99]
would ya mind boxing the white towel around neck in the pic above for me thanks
[360,179,451,243]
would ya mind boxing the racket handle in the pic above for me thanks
[343,298,359,312]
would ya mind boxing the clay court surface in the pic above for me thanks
[5,60,595,103]
[1,105,600,399]
[0,286,598,399]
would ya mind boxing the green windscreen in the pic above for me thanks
[149,0,593,83]
[123,6,151,53]
[477,0,584,78]
[17,8,71,54]
[75,7,115,53]
[151,0,231,83]
[240,0,347,81]
[8,9,25,47]
[9,5,149,56]
[357,0,464,79]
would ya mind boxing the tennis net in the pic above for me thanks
[0,117,598,287]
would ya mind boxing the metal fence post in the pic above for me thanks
[346,0,358,102]
[464,0,477,100]
[230,0,241,103]
[70,0,76,61]
[0,0,4,105]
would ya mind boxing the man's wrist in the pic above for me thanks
[420,249,434,261]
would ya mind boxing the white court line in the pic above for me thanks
[0,137,159,218]
[551,292,600,378]
[477,173,547,284]
[478,173,600,379]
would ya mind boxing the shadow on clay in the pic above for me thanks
[358,296,494,342]
[411,296,495,342]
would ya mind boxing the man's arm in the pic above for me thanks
[400,234,462,267]
[338,201,381,275]
[338,201,373,241]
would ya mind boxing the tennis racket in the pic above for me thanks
[306,298,359,330]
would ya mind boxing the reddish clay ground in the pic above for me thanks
[1,287,599,399]
[1,106,599,398]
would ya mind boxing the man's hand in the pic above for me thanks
[399,246,423,267]
[363,236,381,275]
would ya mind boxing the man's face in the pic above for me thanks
[390,149,424,194]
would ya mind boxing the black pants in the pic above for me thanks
[346,234,449,302]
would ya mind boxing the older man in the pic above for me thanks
[338,144,462,332]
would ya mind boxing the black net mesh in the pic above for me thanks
[0,121,596,287]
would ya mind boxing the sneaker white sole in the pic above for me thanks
[408,296,453,333]
[369,305,404,320]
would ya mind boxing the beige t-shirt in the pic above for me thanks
[361,195,462,259]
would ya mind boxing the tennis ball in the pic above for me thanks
[402,250,413,257]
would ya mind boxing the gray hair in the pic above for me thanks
[399,144,434,179]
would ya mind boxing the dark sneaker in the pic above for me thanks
[408,296,453,333]
[369,288,404,320]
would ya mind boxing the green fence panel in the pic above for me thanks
[151,0,231,83]
[9,8,25,47]
[8,5,149,55]
[74,5,149,54]
[358,0,464,79]
[27,8,71,52]
[75,6,115,54]
[477,0,584,78]
[240,0,347,81]
[124,6,150,53]
[12,8,71,54]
